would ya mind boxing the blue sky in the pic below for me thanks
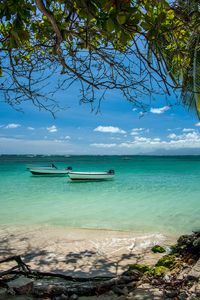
[0,80,200,155]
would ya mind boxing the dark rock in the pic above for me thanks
[189,295,200,300]
[193,237,200,249]
[194,281,200,296]
[122,267,143,279]
[7,276,33,295]
[151,278,161,285]
[178,291,188,300]
[131,284,164,299]
[177,235,193,246]
[126,281,137,290]
[0,288,7,300]
[177,266,191,280]
[7,287,15,295]
[33,282,66,297]
[164,289,178,298]
[176,231,200,256]
[69,294,78,300]
[122,286,129,296]
[112,286,126,296]
[60,294,69,300]
[187,258,200,280]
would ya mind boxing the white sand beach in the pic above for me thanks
[0,225,177,277]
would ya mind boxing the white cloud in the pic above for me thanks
[94,126,126,134]
[132,108,137,112]
[110,137,121,140]
[118,142,133,148]
[133,128,145,132]
[135,136,150,142]
[27,127,35,130]
[118,130,200,152]
[130,132,139,136]
[1,130,200,155]
[182,128,194,133]
[64,135,71,139]
[47,125,57,133]
[167,131,200,141]
[150,106,170,114]
[90,143,116,148]
[182,131,200,141]
[167,133,177,139]
[130,128,145,136]
[5,123,21,129]
[195,122,200,127]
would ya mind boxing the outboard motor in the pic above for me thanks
[108,169,115,174]
[66,166,72,170]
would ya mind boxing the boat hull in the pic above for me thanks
[30,168,69,176]
[68,172,114,181]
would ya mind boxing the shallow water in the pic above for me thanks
[0,155,199,235]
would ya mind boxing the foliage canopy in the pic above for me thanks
[0,0,200,115]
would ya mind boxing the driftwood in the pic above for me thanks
[0,255,116,281]
[0,255,31,277]
[0,255,141,297]
[31,275,138,297]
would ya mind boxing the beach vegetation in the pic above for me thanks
[0,0,200,115]
[128,263,150,273]
[151,245,166,253]
[147,265,169,277]
[128,263,169,277]
[155,254,177,269]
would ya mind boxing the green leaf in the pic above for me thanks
[9,37,17,48]
[167,9,174,20]
[106,18,115,32]
[11,30,21,46]
[117,13,127,25]
[193,37,200,116]
[120,31,130,45]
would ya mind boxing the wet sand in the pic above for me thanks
[0,225,177,277]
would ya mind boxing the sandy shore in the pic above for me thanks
[0,225,177,277]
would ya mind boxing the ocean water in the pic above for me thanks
[0,155,199,236]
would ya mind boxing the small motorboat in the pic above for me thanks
[67,170,115,181]
[30,166,72,176]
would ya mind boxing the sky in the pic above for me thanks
[1,79,200,155]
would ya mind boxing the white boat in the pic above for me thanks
[68,170,115,181]
[30,166,72,176]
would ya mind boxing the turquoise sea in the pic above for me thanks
[0,155,199,236]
